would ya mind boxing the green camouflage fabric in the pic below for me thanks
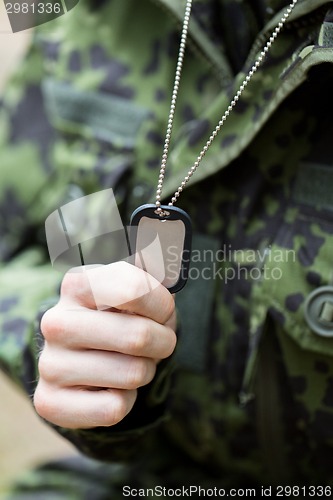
[1,0,333,496]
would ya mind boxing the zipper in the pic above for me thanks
[149,0,330,90]
[255,320,290,484]
[246,2,331,65]
[284,3,331,29]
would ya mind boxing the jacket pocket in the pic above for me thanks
[250,162,333,456]
[253,180,333,355]
[42,78,152,194]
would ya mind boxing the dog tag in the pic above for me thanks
[129,204,192,293]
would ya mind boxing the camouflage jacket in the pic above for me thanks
[1,0,333,489]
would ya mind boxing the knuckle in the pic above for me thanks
[33,383,56,421]
[38,349,61,385]
[60,269,87,300]
[40,306,65,343]
[154,290,175,324]
[164,328,177,358]
[99,392,131,426]
[127,321,151,355]
[60,270,77,297]
[126,358,154,389]
[162,293,175,323]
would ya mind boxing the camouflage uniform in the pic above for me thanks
[1,0,333,497]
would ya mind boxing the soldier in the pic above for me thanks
[1,0,333,497]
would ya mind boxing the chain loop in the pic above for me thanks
[154,0,299,213]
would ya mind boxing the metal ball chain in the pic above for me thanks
[155,0,193,215]
[155,0,299,215]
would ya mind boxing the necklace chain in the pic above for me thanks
[155,0,299,216]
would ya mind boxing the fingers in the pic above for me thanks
[41,307,177,360]
[60,262,175,325]
[38,345,157,390]
[36,261,178,430]
[34,382,137,429]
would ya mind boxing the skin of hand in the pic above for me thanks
[34,261,177,429]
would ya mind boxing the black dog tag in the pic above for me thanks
[129,204,192,293]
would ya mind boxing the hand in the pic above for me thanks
[34,261,177,429]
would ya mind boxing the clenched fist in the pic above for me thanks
[34,261,177,429]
